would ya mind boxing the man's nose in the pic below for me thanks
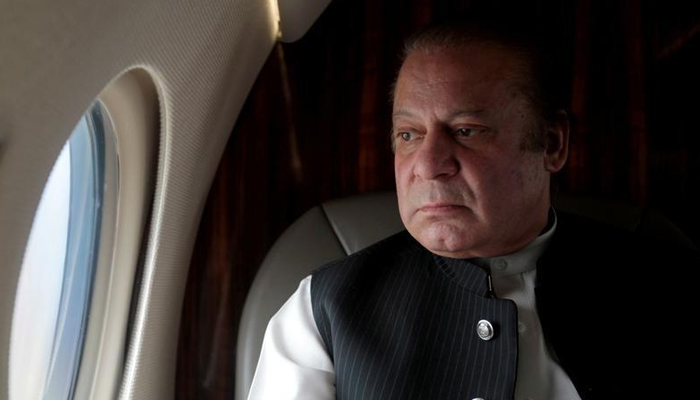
[413,130,459,180]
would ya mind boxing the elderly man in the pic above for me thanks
[247,20,697,400]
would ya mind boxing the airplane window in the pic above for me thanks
[10,101,113,400]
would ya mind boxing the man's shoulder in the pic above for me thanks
[311,229,423,278]
[308,229,439,300]
[552,209,698,260]
[554,209,630,240]
[537,210,699,395]
[541,209,699,286]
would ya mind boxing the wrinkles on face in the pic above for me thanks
[393,45,552,258]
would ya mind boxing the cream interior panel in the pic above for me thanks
[0,0,279,399]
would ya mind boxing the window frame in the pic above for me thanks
[70,69,160,400]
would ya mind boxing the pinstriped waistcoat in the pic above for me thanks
[310,231,519,400]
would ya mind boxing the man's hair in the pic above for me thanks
[393,16,568,152]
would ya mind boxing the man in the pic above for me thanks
[247,20,697,400]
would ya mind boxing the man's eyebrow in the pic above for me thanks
[392,109,487,119]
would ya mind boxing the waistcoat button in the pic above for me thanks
[476,319,495,341]
[493,258,508,270]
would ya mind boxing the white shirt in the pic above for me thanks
[248,211,582,400]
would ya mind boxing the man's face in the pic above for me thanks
[393,44,559,258]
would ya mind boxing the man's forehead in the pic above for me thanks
[393,47,528,118]
[397,44,525,89]
[406,42,516,67]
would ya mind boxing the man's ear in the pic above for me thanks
[543,110,569,173]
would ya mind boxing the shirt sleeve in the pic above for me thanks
[246,275,336,400]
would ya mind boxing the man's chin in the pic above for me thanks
[409,223,482,258]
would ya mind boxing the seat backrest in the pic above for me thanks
[235,192,403,400]
[234,190,696,400]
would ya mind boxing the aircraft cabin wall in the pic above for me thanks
[1,0,279,399]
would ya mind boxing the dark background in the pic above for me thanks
[176,0,700,398]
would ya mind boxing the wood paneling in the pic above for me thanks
[176,1,699,398]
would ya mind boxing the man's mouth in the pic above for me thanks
[418,203,466,213]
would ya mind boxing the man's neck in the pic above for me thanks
[470,207,558,274]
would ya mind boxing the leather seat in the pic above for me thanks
[235,192,403,400]
[234,190,696,400]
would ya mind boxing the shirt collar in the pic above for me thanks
[470,208,558,277]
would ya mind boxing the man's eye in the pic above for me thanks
[455,128,480,137]
[399,132,413,141]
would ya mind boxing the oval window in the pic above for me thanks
[10,101,114,400]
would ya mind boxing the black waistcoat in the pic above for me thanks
[311,231,519,400]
